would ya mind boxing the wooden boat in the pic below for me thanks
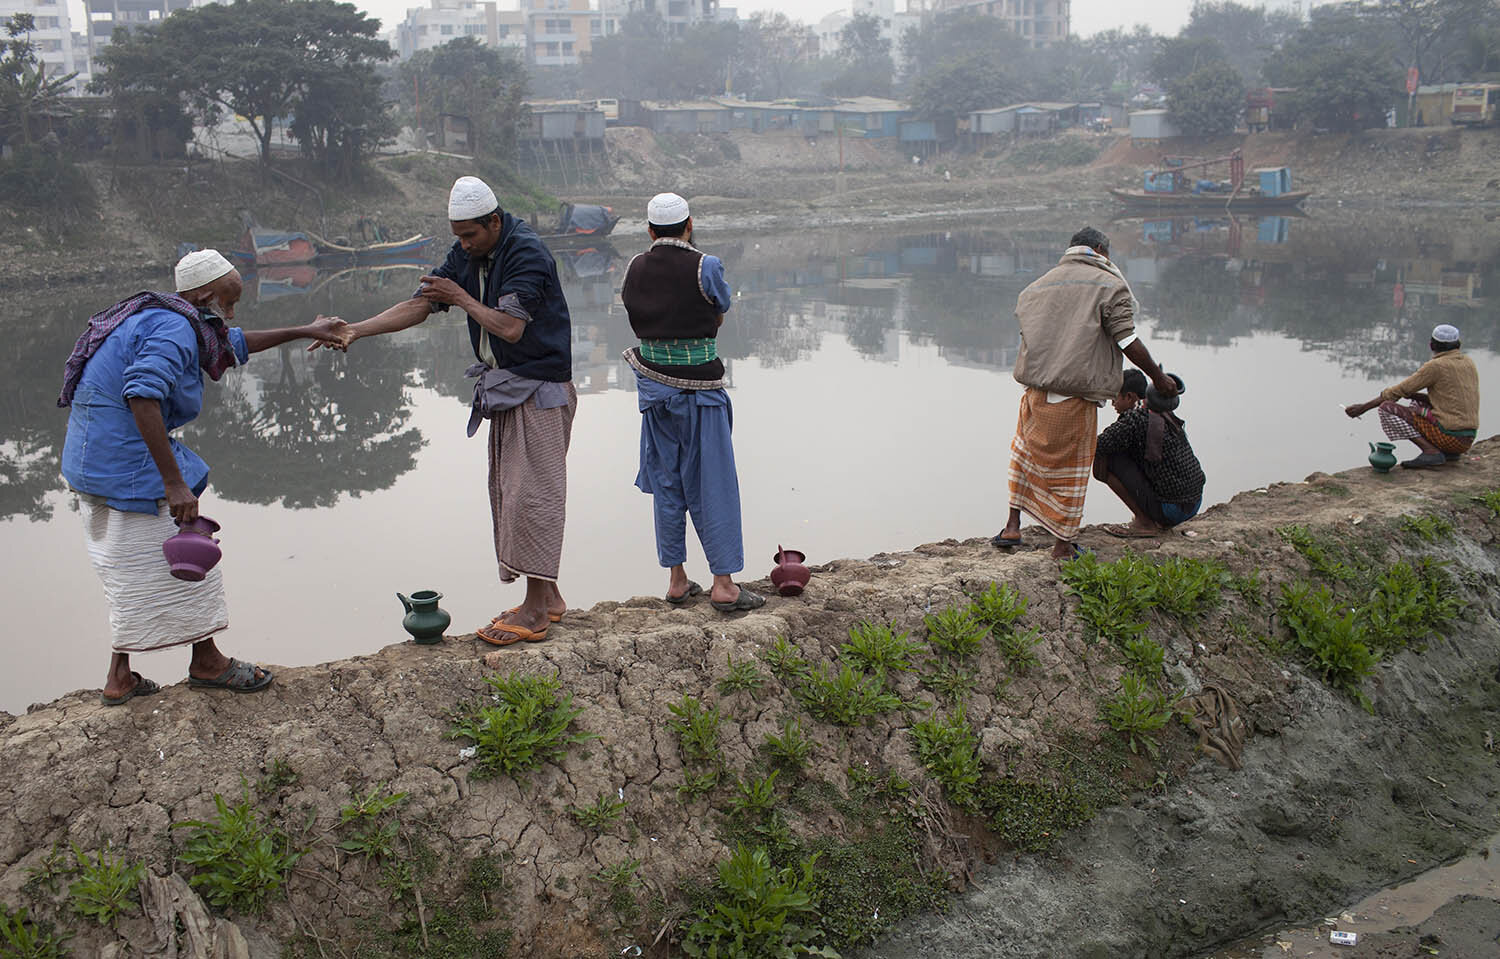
[230,226,318,266]
[308,232,436,263]
[1110,150,1311,212]
[1109,188,1311,211]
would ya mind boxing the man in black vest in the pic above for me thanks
[330,176,577,645]
[621,193,763,613]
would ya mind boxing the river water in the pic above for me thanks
[2,210,1497,712]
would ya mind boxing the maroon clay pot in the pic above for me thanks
[770,544,810,597]
[163,515,223,582]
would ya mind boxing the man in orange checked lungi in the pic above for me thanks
[994,226,1178,560]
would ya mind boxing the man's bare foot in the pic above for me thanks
[1050,541,1076,559]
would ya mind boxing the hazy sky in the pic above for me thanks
[64,0,1192,47]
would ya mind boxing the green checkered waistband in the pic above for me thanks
[638,337,718,366]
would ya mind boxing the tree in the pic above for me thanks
[1264,15,1399,131]
[92,0,392,167]
[1369,0,1493,82]
[1166,61,1245,134]
[0,14,77,147]
[290,62,395,181]
[1149,35,1228,89]
[88,27,194,160]
[739,12,815,99]
[1181,1,1303,84]
[824,12,894,97]
[1087,25,1157,95]
[903,12,1029,116]
[398,37,527,163]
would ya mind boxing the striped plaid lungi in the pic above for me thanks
[1378,400,1475,455]
[488,384,577,583]
[1007,388,1098,542]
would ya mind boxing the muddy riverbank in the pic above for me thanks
[2,442,1499,956]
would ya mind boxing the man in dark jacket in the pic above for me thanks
[1093,369,1205,537]
[335,176,576,645]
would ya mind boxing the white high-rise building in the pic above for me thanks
[0,0,80,88]
[395,0,526,59]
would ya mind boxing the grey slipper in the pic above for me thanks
[711,587,766,613]
[1401,452,1446,469]
[101,672,160,706]
[189,658,273,694]
[666,581,703,605]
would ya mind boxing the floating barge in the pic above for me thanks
[1111,150,1310,211]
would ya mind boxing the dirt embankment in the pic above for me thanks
[3,444,1500,957]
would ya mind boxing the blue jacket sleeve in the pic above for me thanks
[700,255,732,313]
[227,327,249,365]
[422,244,466,314]
[497,239,554,317]
[121,311,198,403]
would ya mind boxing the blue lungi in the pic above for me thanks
[634,374,744,575]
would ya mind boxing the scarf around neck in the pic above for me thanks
[57,291,238,408]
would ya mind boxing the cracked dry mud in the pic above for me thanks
[4,442,1500,957]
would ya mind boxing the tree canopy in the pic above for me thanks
[1166,61,1245,135]
[92,0,392,171]
[1264,11,1399,131]
[398,37,527,164]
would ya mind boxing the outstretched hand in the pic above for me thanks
[1345,402,1371,418]
[306,314,355,352]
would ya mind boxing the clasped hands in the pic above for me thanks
[306,275,466,352]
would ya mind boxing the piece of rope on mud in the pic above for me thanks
[1183,683,1247,770]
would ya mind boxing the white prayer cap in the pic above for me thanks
[1432,324,1461,343]
[647,192,690,226]
[448,176,498,220]
[174,249,234,292]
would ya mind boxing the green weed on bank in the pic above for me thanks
[67,845,143,926]
[0,903,69,958]
[172,787,304,913]
[1062,552,1229,642]
[681,845,839,959]
[450,672,595,783]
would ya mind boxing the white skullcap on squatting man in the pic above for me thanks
[174,249,234,293]
[647,192,690,226]
[1432,324,1460,344]
[449,176,499,220]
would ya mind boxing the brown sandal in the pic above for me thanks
[477,622,548,646]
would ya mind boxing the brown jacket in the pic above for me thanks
[1012,250,1137,404]
[1381,349,1480,431]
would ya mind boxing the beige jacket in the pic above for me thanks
[1012,250,1137,404]
[1381,349,1480,431]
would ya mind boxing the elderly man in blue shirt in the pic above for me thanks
[59,250,347,704]
[332,176,577,646]
[621,193,763,613]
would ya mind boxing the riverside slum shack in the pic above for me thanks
[1129,109,1181,143]
[964,102,1098,145]
[521,100,607,144]
[623,100,731,134]
[1412,84,1460,126]
[714,96,907,137]
[900,115,957,158]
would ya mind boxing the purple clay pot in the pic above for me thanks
[771,544,810,597]
[162,515,223,582]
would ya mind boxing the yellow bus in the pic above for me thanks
[1452,85,1499,126]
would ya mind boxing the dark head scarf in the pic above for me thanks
[57,291,238,408]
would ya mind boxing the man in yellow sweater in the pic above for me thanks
[1345,324,1480,468]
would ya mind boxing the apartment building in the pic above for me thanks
[396,0,525,59]
[0,0,81,87]
[82,0,196,64]
[624,0,721,36]
[931,0,1069,48]
[522,0,620,67]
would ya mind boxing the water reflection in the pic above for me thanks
[3,213,1499,711]
[2,217,1496,526]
